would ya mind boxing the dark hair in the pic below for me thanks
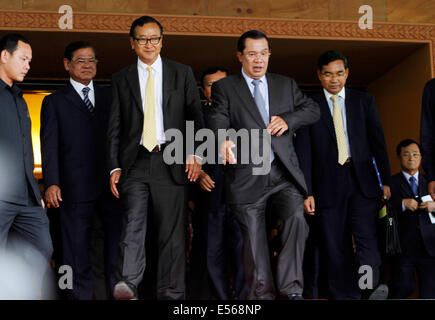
[396,139,421,156]
[237,30,270,53]
[129,16,164,38]
[0,33,30,55]
[200,66,229,88]
[317,50,348,71]
[64,41,96,61]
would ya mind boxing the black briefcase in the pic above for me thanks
[380,200,402,255]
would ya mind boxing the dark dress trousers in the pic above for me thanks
[390,172,435,298]
[207,73,320,299]
[41,83,122,300]
[107,58,204,299]
[296,88,391,299]
[0,79,53,297]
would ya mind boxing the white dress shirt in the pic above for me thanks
[323,87,351,158]
[241,68,270,119]
[70,78,95,106]
[137,55,166,146]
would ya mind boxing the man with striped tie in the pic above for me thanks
[296,50,391,299]
[40,41,122,299]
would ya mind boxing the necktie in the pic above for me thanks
[82,87,94,113]
[331,95,349,165]
[409,176,418,196]
[142,66,157,152]
[252,79,274,163]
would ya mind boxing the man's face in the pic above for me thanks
[237,37,270,79]
[64,47,97,86]
[130,22,162,65]
[201,70,227,102]
[317,59,349,95]
[399,143,421,174]
[0,40,32,85]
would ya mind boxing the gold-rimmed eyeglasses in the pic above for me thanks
[71,58,98,65]
[402,152,421,158]
[244,51,271,60]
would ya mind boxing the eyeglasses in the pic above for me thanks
[71,58,98,65]
[244,51,271,60]
[320,71,346,79]
[133,36,162,46]
[402,152,421,158]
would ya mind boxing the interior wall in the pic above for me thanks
[367,44,432,174]
[1,0,434,24]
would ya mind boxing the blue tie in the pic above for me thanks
[409,176,418,196]
[82,87,94,113]
[252,79,274,163]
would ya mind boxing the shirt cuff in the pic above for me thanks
[110,168,121,176]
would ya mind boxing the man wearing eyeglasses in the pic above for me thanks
[207,30,319,300]
[390,139,435,298]
[296,50,391,299]
[40,41,122,300]
[107,16,204,300]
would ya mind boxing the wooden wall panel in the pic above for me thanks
[208,0,270,17]
[329,0,387,21]
[270,0,328,19]
[386,0,435,24]
[86,0,149,13]
[0,0,22,10]
[22,0,87,11]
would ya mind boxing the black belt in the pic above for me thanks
[142,144,166,153]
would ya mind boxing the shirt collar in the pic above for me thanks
[70,78,94,93]
[402,170,419,182]
[323,87,345,102]
[137,55,162,73]
[241,68,267,86]
[0,78,21,96]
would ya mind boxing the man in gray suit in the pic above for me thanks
[207,30,320,300]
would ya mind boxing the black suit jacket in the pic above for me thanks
[0,80,41,205]
[40,83,111,203]
[207,73,320,205]
[390,172,435,257]
[107,58,204,184]
[420,78,435,181]
[296,88,391,208]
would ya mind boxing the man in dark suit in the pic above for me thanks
[107,16,204,300]
[420,78,435,198]
[40,41,122,300]
[0,33,53,298]
[196,66,247,300]
[297,50,391,299]
[207,30,320,300]
[390,139,435,298]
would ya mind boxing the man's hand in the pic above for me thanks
[419,201,435,212]
[428,181,435,200]
[403,198,418,211]
[267,116,289,136]
[382,185,391,200]
[45,185,62,208]
[110,170,121,199]
[304,196,315,215]
[186,155,202,182]
[220,140,236,165]
[41,199,45,209]
[198,171,215,192]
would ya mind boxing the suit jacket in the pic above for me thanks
[420,78,435,181]
[40,83,111,203]
[207,72,320,205]
[107,58,204,185]
[390,172,435,257]
[296,88,391,208]
[0,80,41,205]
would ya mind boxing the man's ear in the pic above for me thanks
[63,58,70,72]
[0,49,9,64]
[236,51,243,63]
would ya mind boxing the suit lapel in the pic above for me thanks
[319,94,336,141]
[64,83,92,117]
[162,58,174,126]
[418,174,427,197]
[235,73,266,128]
[126,63,143,114]
[399,172,415,198]
[344,88,358,155]
[267,73,280,118]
